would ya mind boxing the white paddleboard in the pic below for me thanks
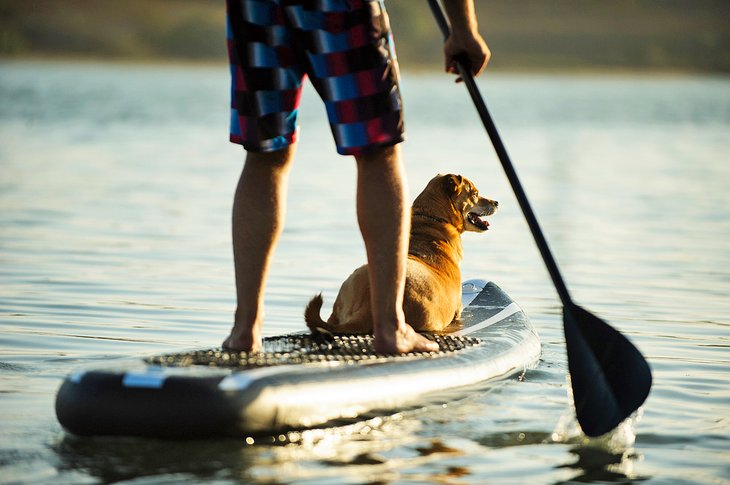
[55,279,540,438]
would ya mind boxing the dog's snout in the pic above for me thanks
[493,200,499,207]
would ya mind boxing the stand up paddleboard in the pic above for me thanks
[55,279,540,438]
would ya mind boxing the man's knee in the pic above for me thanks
[244,145,296,173]
[354,144,401,168]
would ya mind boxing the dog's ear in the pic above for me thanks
[442,174,463,195]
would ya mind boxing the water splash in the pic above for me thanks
[551,407,643,453]
[551,378,647,481]
[552,373,643,451]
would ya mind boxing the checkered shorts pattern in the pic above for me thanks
[226,0,405,155]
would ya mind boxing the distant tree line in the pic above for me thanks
[1,0,728,72]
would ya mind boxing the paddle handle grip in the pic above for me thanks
[427,0,573,306]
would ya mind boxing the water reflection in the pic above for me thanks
[54,435,256,483]
[51,415,408,483]
[555,447,647,484]
[52,411,484,484]
[478,430,553,448]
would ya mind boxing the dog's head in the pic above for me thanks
[440,174,498,232]
[411,174,497,233]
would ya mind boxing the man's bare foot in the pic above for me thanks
[222,321,262,352]
[374,322,440,354]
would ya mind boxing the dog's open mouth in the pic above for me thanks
[467,212,490,231]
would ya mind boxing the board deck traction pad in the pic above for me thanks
[56,280,540,438]
[148,333,483,369]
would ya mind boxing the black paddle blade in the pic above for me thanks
[563,303,652,437]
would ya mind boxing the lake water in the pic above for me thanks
[1,61,728,484]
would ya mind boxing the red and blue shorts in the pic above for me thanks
[226,0,405,156]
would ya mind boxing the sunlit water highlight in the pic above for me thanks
[1,61,729,484]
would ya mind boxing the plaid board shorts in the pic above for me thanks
[226,0,405,156]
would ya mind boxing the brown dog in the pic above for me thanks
[305,174,498,334]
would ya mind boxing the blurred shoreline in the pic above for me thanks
[2,57,727,80]
[1,0,728,73]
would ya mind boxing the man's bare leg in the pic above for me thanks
[355,145,440,354]
[223,145,296,352]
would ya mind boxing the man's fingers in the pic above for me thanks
[446,53,488,80]
[473,49,490,76]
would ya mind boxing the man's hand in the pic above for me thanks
[444,30,490,82]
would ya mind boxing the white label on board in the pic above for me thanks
[122,367,166,389]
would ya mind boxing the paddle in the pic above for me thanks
[427,0,652,437]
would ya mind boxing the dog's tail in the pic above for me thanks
[305,293,369,335]
[304,293,333,333]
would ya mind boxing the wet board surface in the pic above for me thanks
[55,279,541,438]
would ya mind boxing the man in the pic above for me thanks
[223,0,489,354]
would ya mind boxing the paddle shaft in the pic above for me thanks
[428,2,653,437]
[427,0,573,307]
